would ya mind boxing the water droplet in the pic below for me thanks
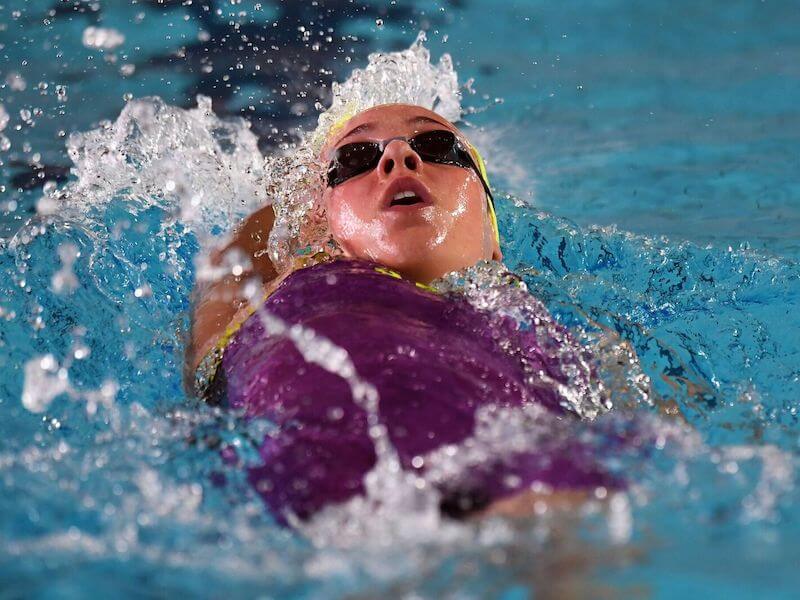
[21,354,69,413]
[51,243,79,294]
[6,72,26,91]
[134,284,152,298]
[82,26,125,50]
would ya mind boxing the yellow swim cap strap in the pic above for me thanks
[468,143,500,246]
[327,105,360,139]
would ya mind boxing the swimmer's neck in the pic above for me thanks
[336,252,475,285]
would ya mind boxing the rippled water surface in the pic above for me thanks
[1,1,799,598]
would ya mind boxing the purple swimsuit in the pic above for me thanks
[204,259,615,522]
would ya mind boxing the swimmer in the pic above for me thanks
[187,104,616,523]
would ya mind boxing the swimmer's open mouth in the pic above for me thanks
[382,177,433,210]
[390,192,424,206]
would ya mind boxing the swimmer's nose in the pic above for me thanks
[377,140,420,179]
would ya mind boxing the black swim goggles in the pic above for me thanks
[326,129,494,202]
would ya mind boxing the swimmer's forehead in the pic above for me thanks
[338,114,453,142]
[323,105,464,154]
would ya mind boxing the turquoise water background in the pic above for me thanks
[1,1,799,597]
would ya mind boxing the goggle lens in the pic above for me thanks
[327,130,473,187]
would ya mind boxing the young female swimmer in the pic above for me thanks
[188,104,617,524]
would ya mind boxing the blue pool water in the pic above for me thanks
[1,1,799,597]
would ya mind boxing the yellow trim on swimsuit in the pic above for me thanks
[373,265,439,293]
[374,265,403,279]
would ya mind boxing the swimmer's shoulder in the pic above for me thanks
[186,204,278,390]
[188,251,341,396]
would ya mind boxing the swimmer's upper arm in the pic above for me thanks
[185,204,278,390]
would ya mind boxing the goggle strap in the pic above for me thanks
[467,143,500,246]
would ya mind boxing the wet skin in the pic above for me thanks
[320,104,501,284]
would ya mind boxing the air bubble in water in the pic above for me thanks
[0,104,8,132]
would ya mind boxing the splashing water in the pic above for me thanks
[53,95,267,243]
[81,26,126,51]
[4,34,490,566]
[2,28,800,598]
[0,104,9,132]
[0,103,9,152]
[244,293,427,536]
[435,260,637,419]
[266,31,464,268]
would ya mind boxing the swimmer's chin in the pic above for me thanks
[375,254,458,284]
[332,230,481,283]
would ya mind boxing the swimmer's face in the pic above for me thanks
[320,104,501,283]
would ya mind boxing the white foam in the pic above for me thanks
[57,95,266,243]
